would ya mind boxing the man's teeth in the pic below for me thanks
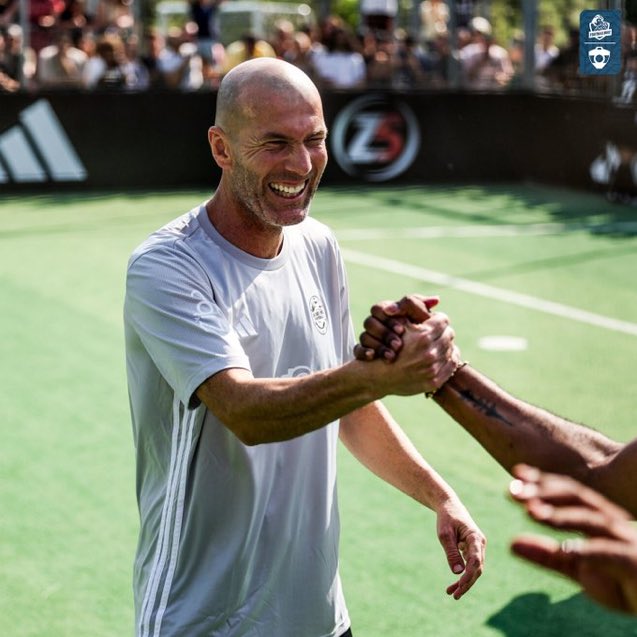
[271,183,304,195]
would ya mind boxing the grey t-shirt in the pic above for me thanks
[125,205,354,637]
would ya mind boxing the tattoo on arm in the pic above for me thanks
[458,389,516,428]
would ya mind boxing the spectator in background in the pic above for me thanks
[59,0,91,32]
[364,30,395,88]
[420,0,449,45]
[507,29,525,85]
[75,24,96,58]
[620,49,637,103]
[157,27,203,90]
[459,16,513,90]
[317,14,346,47]
[532,25,560,91]
[29,0,66,51]
[189,0,222,80]
[360,0,397,37]
[542,27,580,92]
[82,32,130,89]
[363,29,428,89]
[299,20,325,57]
[37,28,86,87]
[139,29,167,89]
[121,32,149,90]
[422,30,451,86]
[4,24,37,89]
[271,18,296,59]
[222,32,275,74]
[284,30,316,80]
[312,24,366,89]
[0,0,19,28]
[393,32,429,88]
[453,0,475,29]
[92,0,134,34]
[0,28,19,91]
[535,25,559,73]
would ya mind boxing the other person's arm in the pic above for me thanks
[354,294,636,516]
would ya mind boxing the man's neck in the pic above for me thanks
[205,196,283,259]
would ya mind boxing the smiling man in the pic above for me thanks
[124,58,485,637]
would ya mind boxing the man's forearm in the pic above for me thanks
[197,315,457,445]
[340,401,459,510]
[197,360,391,446]
[433,364,621,485]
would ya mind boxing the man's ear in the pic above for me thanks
[208,126,231,168]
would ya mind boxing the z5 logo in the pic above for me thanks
[331,94,421,182]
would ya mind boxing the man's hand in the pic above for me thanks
[436,498,486,600]
[379,313,460,397]
[354,294,462,396]
[509,464,637,615]
[354,294,440,363]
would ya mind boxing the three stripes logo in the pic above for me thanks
[0,99,87,184]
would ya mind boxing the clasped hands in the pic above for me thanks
[354,293,461,396]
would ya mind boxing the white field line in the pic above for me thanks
[336,222,637,241]
[341,248,637,337]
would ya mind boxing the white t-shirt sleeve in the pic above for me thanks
[125,243,251,407]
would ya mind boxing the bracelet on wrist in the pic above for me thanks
[425,361,469,399]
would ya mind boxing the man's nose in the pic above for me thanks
[286,145,313,175]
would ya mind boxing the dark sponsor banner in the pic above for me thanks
[0,91,217,190]
[0,91,634,193]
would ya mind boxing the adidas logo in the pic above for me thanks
[0,99,87,184]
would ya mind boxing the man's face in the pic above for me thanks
[226,89,328,230]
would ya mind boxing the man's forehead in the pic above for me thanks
[241,86,323,121]
[241,78,318,106]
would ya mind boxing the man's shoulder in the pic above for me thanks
[128,207,203,267]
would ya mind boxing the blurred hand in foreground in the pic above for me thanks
[510,464,637,615]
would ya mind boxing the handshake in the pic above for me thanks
[353,293,465,399]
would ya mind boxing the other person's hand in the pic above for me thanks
[354,294,440,363]
[509,464,637,615]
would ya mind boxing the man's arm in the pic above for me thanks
[339,400,486,599]
[196,314,459,446]
[354,294,635,515]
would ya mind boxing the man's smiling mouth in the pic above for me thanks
[270,181,307,197]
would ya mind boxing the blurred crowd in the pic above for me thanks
[0,0,636,99]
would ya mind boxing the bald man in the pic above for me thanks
[124,59,485,637]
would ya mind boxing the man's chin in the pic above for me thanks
[275,202,311,227]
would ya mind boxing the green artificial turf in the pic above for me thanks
[1,184,636,636]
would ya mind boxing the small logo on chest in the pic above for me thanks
[309,295,328,335]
